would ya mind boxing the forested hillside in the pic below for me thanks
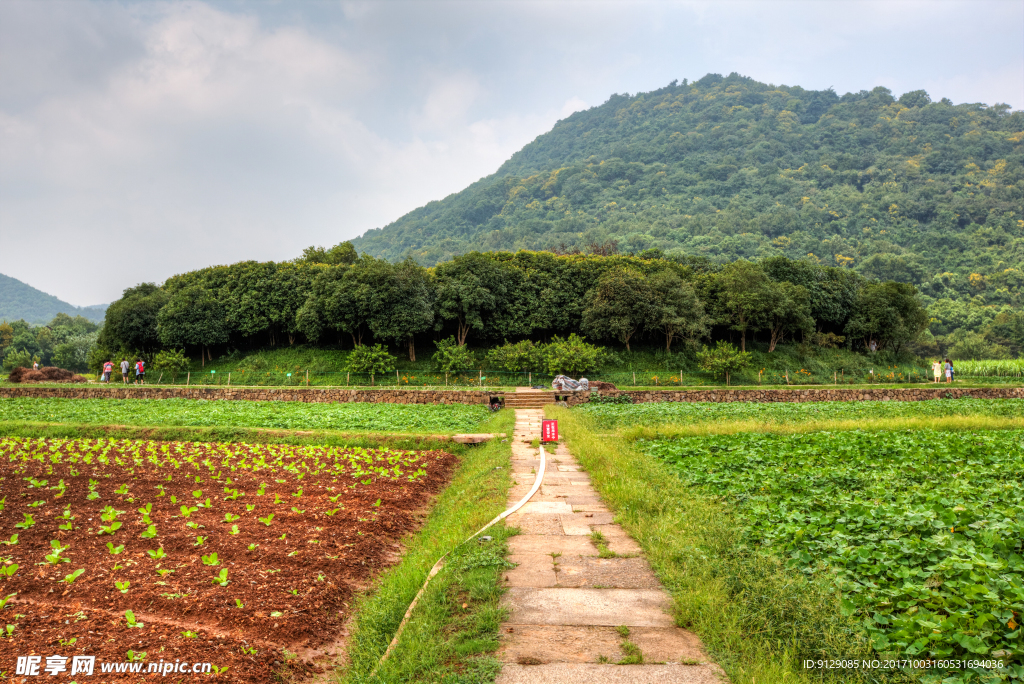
[353,73,1023,336]
[0,273,107,324]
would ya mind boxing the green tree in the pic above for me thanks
[298,241,358,266]
[51,334,97,372]
[649,269,709,351]
[3,348,39,371]
[762,281,814,352]
[845,282,928,354]
[361,258,434,361]
[433,253,509,346]
[157,286,228,366]
[696,340,752,386]
[717,261,774,352]
[100,283,168,353]
[581,267,658,351]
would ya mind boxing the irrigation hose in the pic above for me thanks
[373,443,548,674]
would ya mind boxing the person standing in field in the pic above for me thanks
[120,358,130,384]
[949,359,955,383]
[102,360,113,383]
[944,358,952,383]
[932,359,942,383]
[134,358,145,385]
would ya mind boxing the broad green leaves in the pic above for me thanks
[643,428,1024,678]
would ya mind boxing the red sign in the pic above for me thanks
[541,420,558,442]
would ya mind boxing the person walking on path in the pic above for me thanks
[102,360,113,383]
[945,358,952,384]
[120,358,130,384]
[932,359,942,383]
[949,359,955,383]
[134,359,145,385]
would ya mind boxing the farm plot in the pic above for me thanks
[0,398,492,433]
[642,429,1024,683]
[0,437,457,680]
[579,397,1024,429]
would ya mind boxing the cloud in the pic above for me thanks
[0,0,1020,305]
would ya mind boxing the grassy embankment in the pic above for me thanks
[22,342,1015,389]
[546,400,1024,684]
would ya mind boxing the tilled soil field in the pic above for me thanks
[0,437,457,681]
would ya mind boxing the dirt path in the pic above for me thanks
[496,409,725,683]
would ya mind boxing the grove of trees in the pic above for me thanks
[88,245,951,367]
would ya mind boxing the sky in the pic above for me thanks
[1,0,1022,306]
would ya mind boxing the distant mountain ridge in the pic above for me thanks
[351,73,1023,296]
[0,273,107,325]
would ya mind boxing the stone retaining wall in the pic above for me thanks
[0,386,500,405]
[565,386,1024,406]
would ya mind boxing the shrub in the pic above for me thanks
[696,340,752,385]
[3,348,38,372]
[543,334,606,375]
[432,336,475,372]
[346,344,396,379]
[485,340,543,371]
[153,349,191,374]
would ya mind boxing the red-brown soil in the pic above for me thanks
[7,366,87,383]
[0,438,457,681]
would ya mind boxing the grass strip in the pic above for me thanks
[0,419,500,449]
[624,414,1024,441]
[339,409,515,684]
[547,406,912,684]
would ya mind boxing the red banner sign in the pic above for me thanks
[541,420,558,442]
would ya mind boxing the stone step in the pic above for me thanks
[496,663,725,683]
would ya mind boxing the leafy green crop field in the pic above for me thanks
[642,430,1024,683]
[0,398,491,434]
[579,398,1024,429]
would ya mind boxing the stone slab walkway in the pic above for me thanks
[495,409,725,684]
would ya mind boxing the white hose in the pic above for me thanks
[374,444,547,671]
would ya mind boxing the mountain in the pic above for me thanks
[352,73,1023,296]
[0,273,107,325]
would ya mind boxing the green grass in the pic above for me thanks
[547,405,912,684]
[0,397,492,434]
[640,429,1024,683]
[339,409,515,684]
[578,397,1024,430]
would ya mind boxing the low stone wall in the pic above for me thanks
[566,386,1024,406]
[0,386,500,405]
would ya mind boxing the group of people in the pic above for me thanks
[100,358,145,385]
[932,358,955,383]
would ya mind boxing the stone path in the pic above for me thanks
[495,409,725,683]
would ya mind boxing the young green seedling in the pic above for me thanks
[45,540,69,565]
[0,534,18,546]
[114,484,129,495]
[259,514,274,526]
[179,505,198,518]
[229,525,240,535]
[0,593,16,610]
[194,536,206,546]
[105,542,124,555]
[146,548,166,559]
[124,609,143,628]
[62,568,84,584]
[201,552,219,566]
[211,569,229,587]
[115,580,130,594]
[234,599,244,609]
[98,521,122,535]
[223,512,239,523]
[245,504,255,512]
[14,513,35,530]
[126,649,146,662]
[140,524,158,539]
[291,507,304,514]
[182,630,198,638]
[247,543,258,551]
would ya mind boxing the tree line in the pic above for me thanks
[93,245,930,366]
